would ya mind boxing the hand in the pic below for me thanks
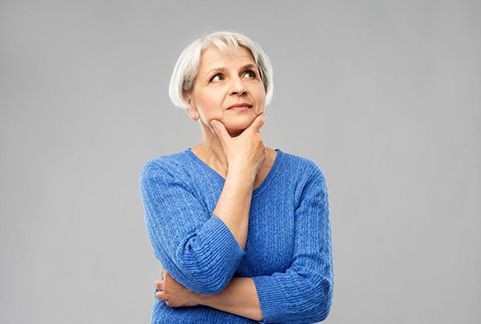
[154,269,200,308]
[210,112,267,178]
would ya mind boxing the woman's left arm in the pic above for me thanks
[198,276,263,322]
[156,271,262,321]
[249,168,334,323]
[157,167,333,323]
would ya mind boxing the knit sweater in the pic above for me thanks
[139,147,334,324]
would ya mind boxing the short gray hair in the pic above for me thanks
[168,30,274,110]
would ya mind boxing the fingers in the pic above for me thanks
[249,112,267,133]
[154,285,171,307]
[155,290,167,303]
[161,269,170,280]
[155,269,165,291]
[211,120,230,145]
[154,280,163,290]
[155,291,169,306]
[154,275,170,305]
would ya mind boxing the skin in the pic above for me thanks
[154,45,273,322]
[184,45,276,183]
[155,270,263,321]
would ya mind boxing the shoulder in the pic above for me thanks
[279,149,327,184]
[139,149,191,183]
[277,150,329,210]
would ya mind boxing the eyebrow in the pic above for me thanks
[205,63,258,77]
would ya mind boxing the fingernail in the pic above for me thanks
[211,120,217,128]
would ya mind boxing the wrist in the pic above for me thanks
[194,292,211,307]
[227,166,256,186]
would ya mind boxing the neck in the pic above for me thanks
[193,122,230,177]
[192,120,274,179]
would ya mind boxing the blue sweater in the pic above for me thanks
[139,147,334,323]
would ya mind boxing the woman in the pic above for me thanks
[139,31,334,323]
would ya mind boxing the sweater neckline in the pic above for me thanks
[185,147,283,197]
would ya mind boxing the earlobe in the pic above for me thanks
[183,91,199,121]
[187,109,199,121]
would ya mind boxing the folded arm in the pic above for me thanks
[197,276,263,322]
[139,161,246,295]
[142,160,333,322]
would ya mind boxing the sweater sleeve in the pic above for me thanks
[139,161,246,295]
[252,168,334,323]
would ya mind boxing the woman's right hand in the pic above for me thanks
[210,112,267,181]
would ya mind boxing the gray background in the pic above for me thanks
[1,0,480,323]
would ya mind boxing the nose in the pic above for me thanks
[229,76,247,95]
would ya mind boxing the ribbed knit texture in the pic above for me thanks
[139,147,334,324]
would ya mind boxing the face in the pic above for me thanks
[184,45,266,137]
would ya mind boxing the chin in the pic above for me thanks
[224,113,258,131]
[226,122,250,131]
[225,124,250,137]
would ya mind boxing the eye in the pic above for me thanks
[210,73,224,82]
[244,70,257,78]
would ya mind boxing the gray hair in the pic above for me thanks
[168,30,274,110]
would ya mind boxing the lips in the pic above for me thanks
[227,103,252,109]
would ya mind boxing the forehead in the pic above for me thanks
[199,46,256,71]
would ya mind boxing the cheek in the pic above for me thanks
[253,86,266,104]
[194,92,226,122]
[197,92,223,111]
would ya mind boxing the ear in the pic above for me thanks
[186,109,199,121]
[183,91,199,120]
[185,105,199,121]
[182,90,192,107]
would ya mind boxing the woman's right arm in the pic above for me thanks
[211,164,255,250]
[209,113,267,250]
[140,160,258,295]
[140,114,266,295]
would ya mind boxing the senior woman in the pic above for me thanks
[139,31,334,323]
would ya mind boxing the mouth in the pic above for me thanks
[227,103,252,110]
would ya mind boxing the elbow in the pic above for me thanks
[190,278,229,295]
[174,240,239,295]
[314,304,332,322]
[176,255,232,295]
[208,279,231,294]
[152,250,232,295]
[310,278,333,322]
[162,262,231,295]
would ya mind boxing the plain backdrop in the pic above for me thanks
[1,0,480,323]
